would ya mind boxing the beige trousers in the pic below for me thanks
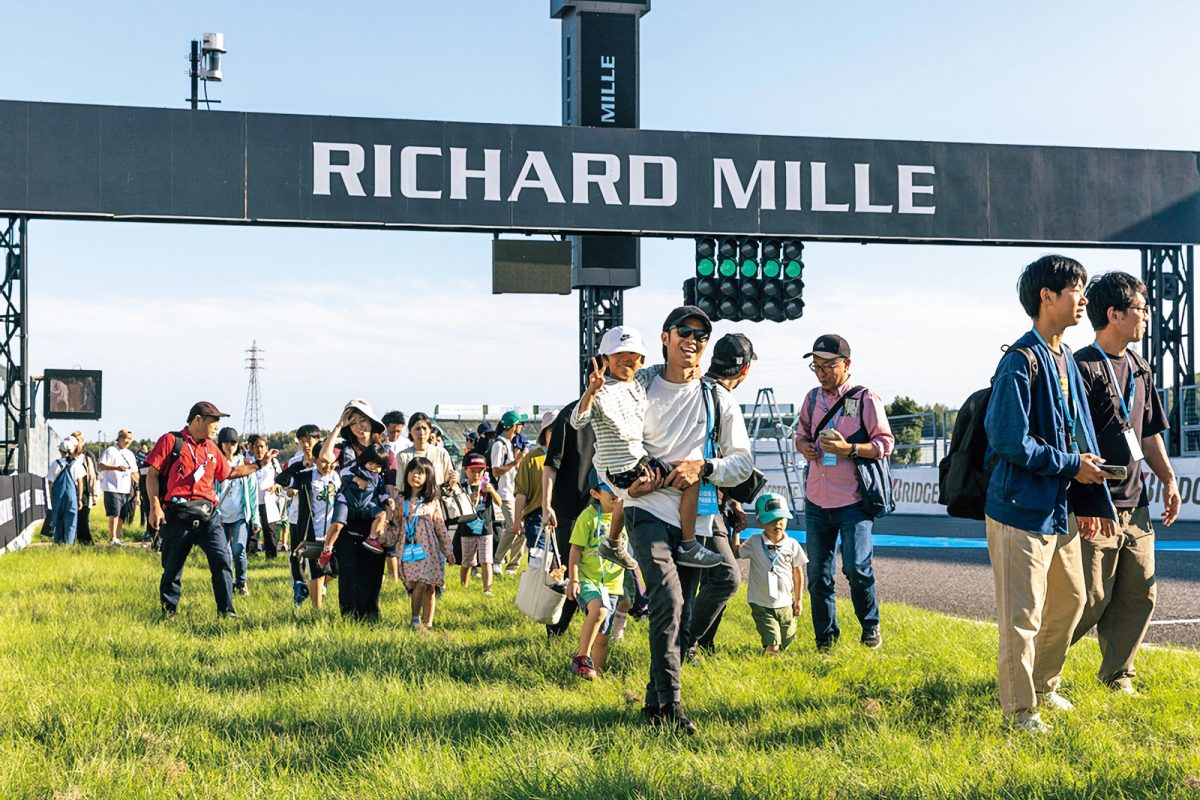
[1071,505,1156,684]
[985,515,1085,719]
[493,497,523,569]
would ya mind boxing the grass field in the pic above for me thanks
[3,511,1200,799]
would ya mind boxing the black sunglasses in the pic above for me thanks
[672,324,710,342]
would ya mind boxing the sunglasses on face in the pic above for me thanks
[672,325,710,343]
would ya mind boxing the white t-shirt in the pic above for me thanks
[397,444,455,487]
[490,436,517,500]
[386,436,413,458]
[99,446,137,494]
[623,370,754,536]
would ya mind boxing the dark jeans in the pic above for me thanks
[681,531,740,651]
[522,509,545,549]
[159,509,235,614]
[256,506,280,558]
[76,505,93,545]
[626,506,694,707]
[805,500,879,643]
[546,514,579,636]
[334,531,384,620]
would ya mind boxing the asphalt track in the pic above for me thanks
[785,514,1200,649]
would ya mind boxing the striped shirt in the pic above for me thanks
[569,378,648,476]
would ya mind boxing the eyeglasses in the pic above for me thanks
[672,324,710,343]
[809,359,845,373]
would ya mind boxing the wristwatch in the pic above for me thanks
[849,444,859,459]
[701,460,714,479]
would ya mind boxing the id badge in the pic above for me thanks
[768,569,783,599]
[191,464,206,483]
[844,398,859,418]
[1123,427,1144,463]
[467,518,484,535]
[697,481,720,515]
[822,452,838,467]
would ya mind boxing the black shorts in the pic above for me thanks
[103,491,132,518]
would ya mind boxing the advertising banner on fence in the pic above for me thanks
[887,459,1200,521]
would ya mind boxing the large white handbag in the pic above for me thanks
[515,528,565,625]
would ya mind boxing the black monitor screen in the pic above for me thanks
[43,369,102,420]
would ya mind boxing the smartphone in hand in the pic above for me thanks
[1098,464,1128,481]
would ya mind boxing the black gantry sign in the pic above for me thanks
[1,100,1199,245]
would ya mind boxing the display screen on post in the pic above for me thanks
[43,369,102,421]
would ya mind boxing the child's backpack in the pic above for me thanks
[937,346,1038,520]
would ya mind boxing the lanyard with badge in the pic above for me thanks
[467,481,486,535]
[183,437,215,485]
[817,392,844,468]
[400,498,427,562]
[1093,344,1144,462]
[698,384,722,516]
[1031,328,1083,454]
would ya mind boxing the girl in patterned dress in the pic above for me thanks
[396,456,454,631]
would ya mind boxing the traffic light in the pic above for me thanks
[693,238,719,319]
[781,239,805,320]
[716,237,740,320]
[737,239,762,321]
[760,239,785,321]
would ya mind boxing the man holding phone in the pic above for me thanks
[1070,271,1179,695]
[983,256,1116,734]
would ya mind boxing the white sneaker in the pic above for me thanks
[483,590,494,598]
[1007,715,1051,734]
[1036,691,1075,712]
[110,538,124,547]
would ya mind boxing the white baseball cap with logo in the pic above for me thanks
[598,326,647,357]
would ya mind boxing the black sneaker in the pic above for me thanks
[641,704,662,724]
[657,703,697,735]
[861,628,882,649]
[684,645,701,665]
[160,604,177,620]
[816,637,838,653]
[234,583,249,596]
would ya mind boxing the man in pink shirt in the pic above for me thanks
[795,334,895,651]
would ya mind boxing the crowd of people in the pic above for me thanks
[43,255,1176,737]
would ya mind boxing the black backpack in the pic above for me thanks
[937,346,1038,520]
[154,431,187,502]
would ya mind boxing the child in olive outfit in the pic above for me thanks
[734,493,807,654]
[566,475,625,680]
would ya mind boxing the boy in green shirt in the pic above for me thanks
[567,475,625,680]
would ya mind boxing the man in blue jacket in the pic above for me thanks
[984,254,1116,734]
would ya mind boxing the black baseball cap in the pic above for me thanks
[662,305,713,333]
[188,401,230,421]
[803,334,851,360]
[707,333,757,377]
[217,427,240,444]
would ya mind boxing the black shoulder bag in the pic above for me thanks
[703,380,768,505]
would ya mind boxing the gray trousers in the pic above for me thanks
[627,506,707,707]
[1071,505,1157,684]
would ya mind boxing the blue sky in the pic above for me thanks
[6,1,1196,440]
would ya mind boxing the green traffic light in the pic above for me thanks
[697,257,715,276]
[719,258,737,277]
[785,259,803,278]
[763,259,781,278]
[740,259,758,277]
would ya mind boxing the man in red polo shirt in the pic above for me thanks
[147,401,278,617]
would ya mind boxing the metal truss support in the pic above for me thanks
[579,287,624,394]
[0,218,28,473]
[1142,245,1194,456]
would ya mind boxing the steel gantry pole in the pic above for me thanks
[1141,245,1195,455]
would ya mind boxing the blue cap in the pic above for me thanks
[587,468,612,494]
[476,422,494,435]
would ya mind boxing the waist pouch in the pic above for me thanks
[167,498,214,527]
[607,456,671,489]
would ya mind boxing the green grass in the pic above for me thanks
[3,511,1200,799]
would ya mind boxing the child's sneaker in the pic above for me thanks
[292,580,309,608]
[362,536,385,554]
[598,538,639,571]
[317,549,334,573]
[569,655,597,681]
[674,538,724,569]
[483,590,494,598]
